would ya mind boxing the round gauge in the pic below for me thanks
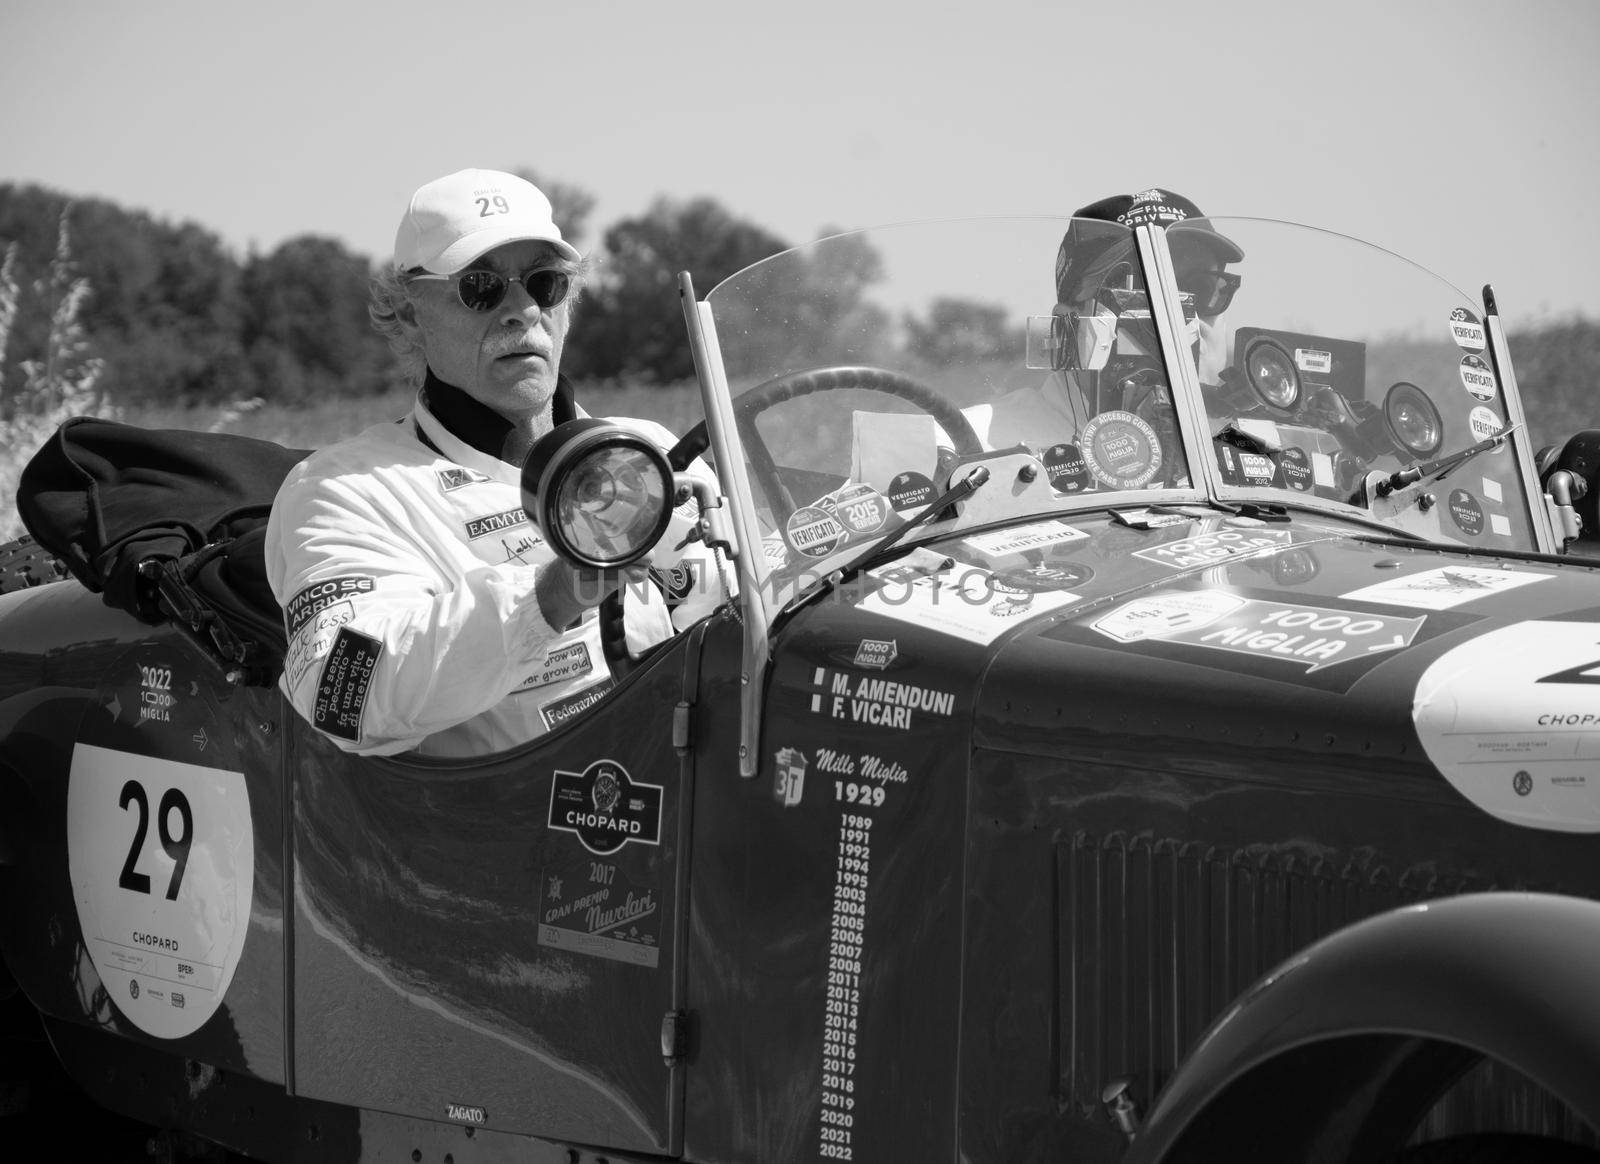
[1384,381,1443,458]
[1241,337,1300,411]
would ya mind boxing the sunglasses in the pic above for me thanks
[410,266,572,313]
[1177,269,1241,316]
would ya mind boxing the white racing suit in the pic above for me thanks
[265,393,723,757]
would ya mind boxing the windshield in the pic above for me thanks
[697,216,1541,607]
[1191,217,1538,548]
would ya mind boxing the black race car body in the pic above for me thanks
[2,215,1598,1162]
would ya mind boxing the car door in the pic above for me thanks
[285,623,704,1155]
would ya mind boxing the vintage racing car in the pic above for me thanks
[2,212,1599,1162]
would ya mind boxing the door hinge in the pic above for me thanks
[672,700,692,751]
[660,1009,691,1065]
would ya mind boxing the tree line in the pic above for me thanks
[1,173,1597,454]
[0,171,816,408]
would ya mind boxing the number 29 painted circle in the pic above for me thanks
[67,646,254,1040]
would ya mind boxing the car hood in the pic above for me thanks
[830,509,1600,834]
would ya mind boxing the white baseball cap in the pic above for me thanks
[393,168,580,273]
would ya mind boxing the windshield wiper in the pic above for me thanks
[793,466,992,606]
[1370,424,1520,500]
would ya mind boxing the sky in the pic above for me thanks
[4,0,1599,330]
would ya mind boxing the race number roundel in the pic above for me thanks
[68,647,254,1039]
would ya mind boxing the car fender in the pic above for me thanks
[1124,892,1600,1162]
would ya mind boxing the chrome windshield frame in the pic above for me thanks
[679,273,771,778]
[1483,286,1558,553]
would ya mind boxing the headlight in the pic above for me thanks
[1384,381,1443,458]
[521,420,674,568]
[1241,336,1300,411]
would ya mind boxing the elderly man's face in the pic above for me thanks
[403,240,572,421]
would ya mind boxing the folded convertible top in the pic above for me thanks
[17,416,310,684]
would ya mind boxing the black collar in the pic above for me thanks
[420,368,577,461]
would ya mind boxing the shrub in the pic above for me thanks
[0,209,112,540]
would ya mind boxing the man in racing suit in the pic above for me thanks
[265,169,723,758]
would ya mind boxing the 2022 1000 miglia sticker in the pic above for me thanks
[69,648,254,1039]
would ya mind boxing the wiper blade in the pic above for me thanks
[1372,424,1520,499]
[799,466,992,603]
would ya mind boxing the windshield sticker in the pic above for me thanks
[859,562,1079,645]
[1080,410,1162,489]
[538,853,661,967]
[1280,447,1314,491]
[1448,307,1488,352]
[1490,513,1512,536]
[853,638,898,669]
[1092,590,1423,671]
[1447,489,1485,536]
[1468,406,1504,442]
[1459,354,1497,402]
[805,665,955,731]
[1413,621,1600,833]
[1132,527,1296,570]
[825,483,890,535]
[1217,443,1283,488]
[774,746,808,806]
[1482,476,1503,503]
[1043,443,1091,493]
[547,759,662,855]
[1311,451,1336,489]
[1343,565,1550,610]
[786,505,848,558]
[964,520,1088,557]
[887,471,935,512]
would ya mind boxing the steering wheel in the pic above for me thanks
[667,365,985,530]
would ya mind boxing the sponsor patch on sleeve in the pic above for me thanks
[312,628,383,741]
[512,641,595,693]
[286,576,375,637]
[649,562,700,605]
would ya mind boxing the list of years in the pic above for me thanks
[819,812,872,1160]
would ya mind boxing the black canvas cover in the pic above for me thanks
[17,416,310,680]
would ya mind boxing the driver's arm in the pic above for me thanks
[265,451,620,757]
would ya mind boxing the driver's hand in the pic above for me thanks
[536,555,656,631]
